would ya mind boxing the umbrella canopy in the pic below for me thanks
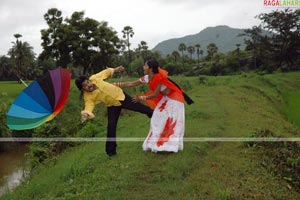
[6,68,71,130]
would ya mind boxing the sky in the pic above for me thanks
[0,0,277,56]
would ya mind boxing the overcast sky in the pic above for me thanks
[0,0,276,56]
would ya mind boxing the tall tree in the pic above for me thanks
[178,43,186,67]
[66,11,93,73]
[236,43,241,68]
[195,44,201,66]
[41,8,71,67]
[92,21,120,72]
[207,43,218,66]
[200,50,204,59]
[258,8,300,69]
[241,26,264,69]
[171,50,180,63]
[122,26,134,65]
[187,45,195,60]
[8,34,35,80]
[12,34,23,77]
[41,9,121,74]
[137,41,149,60]
[0,56,11,80]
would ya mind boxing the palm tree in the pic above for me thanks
[13,34,23,77]
[122,26,134,64]
[195,44,201,66]
[187,45,195,60]
[171,51,180,63]
[207,43,218,66]
[8,34,35,80]
[200,50,204,59]
[137,41,148,60]
[178,43,186,67]
[236,43,241,68]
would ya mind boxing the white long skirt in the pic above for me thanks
[143,96,185,152]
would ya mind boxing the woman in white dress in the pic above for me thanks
[117,59,187,153]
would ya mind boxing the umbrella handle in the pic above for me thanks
[19,78,28,87]
[15,73,28,87]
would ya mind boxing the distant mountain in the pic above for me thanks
[152,25,251,57]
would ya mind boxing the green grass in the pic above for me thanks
[0,81,25,102]
[1,72,300,199]
[283,92,300,126]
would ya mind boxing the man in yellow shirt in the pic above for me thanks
[75,66,153,157]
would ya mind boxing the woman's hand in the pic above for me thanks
[132,95,146,103]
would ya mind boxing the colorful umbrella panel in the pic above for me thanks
[6,68,71,130]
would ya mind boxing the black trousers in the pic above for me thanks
[106,92,153,155]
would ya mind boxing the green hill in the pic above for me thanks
[152,25,260,57]
[1,72,300,199]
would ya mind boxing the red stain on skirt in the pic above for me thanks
[156,117,177,147]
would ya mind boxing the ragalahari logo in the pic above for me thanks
[263,0,300,7]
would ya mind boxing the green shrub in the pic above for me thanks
[198,76,208,85]
[77,121,105,138]
[245,129,300,191]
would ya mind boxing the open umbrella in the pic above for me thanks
[6,68,71,130]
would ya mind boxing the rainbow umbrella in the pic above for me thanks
[6,68,71,130]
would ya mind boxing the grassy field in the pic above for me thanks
[1,72,300,199]
[0,81,26,102]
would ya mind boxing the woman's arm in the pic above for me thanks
[147,84,161,99]
[134,84,162,102]
[115,80,142,88]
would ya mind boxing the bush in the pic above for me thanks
[77,121,105,138]
[0,102,11,138]
[198,76,208,85]
[28,87,83,167]
[245,129,300,191]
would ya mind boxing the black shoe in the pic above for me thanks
[107,152,117,157]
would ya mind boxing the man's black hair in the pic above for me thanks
[75,76,89,91]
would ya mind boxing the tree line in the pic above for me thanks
[0,8,299,81]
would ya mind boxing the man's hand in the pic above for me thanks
[81,113,88,123]
[114,66,125,73]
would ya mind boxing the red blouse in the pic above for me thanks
[140,68,184,109]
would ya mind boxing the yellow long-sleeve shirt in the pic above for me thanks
[81,68,125,118]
